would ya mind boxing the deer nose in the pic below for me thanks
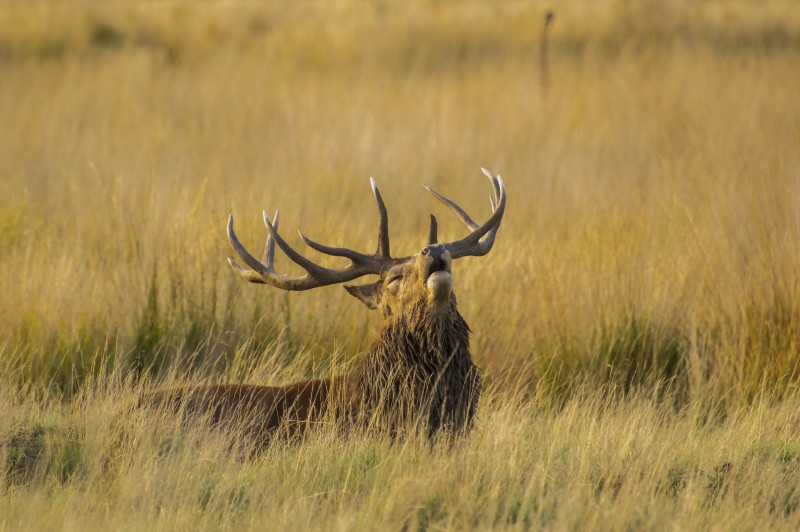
[421,244,447,259]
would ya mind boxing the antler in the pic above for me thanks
[227,178,393,290]
[425,168,506,259]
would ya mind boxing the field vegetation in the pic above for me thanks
[1,0,800,529]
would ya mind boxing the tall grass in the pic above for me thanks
[3,374,800,530]
[1,0,800,528]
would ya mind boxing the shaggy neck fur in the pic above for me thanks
[349,298,480,439]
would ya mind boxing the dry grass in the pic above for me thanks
[3,379,800,530]
[1,0,800,529]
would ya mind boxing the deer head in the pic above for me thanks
[226,168,506,322]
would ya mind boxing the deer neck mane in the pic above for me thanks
[345,299,478,438]
[364,300,472,373]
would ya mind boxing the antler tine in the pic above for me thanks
[297,177,393,265]
[262,213,367,280]
[298,230,376,264]
[370,178,391,259]
[261,210,279,273]
[228,215,270,278]
[433,169,507,259]
[424,183,479,231]
[481,167,502,203]
[428,213,438,245]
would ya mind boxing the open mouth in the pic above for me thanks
[426,258,448,280]
[425,257,452,301]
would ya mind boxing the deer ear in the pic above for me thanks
[344,282,381,310]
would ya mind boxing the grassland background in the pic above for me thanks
[1,0,800,529]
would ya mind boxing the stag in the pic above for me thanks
[145,169,506,445]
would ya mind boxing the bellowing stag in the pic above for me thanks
[146,169,506,444]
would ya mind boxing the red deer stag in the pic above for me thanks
[146,169,506,444]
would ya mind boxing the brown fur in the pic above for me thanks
[144,171,506,445]
[142,248,480,445]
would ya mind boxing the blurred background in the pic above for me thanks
[1,0,799,403]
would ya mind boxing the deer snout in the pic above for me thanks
[421,245,452,303]
[421,244,451,279]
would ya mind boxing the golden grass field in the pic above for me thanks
[2,0,800,529]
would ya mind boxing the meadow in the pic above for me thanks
[1,0,800,529]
